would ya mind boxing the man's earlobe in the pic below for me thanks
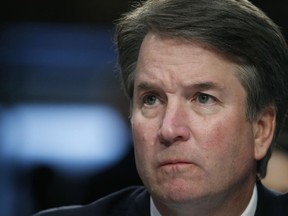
[253,106,276,160]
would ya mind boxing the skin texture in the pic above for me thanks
[130,32,275,216]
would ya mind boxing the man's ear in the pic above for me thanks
[253,106,276,160]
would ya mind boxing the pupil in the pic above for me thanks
[199,94,208,103]
[147,96,156,104]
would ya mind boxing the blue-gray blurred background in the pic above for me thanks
[0,1,287,216]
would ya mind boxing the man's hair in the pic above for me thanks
[114,0,288,178]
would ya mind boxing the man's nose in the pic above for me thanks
[158,102,190,146]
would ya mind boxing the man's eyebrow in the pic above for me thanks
[135,82,158,91]
[188,82,224,91]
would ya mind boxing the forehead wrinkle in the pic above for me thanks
[185,81,225,92]
[135,68,179,94]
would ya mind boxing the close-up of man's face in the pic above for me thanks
[130,32,274,207]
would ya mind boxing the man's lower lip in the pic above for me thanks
[158,163,193,173]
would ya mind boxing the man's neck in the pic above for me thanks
[150,183,257,216]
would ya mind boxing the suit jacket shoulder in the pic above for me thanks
[33,186,150,216]
[255,179,288,216]
[33,181,288,216]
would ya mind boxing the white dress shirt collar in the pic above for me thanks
[241,184,258,216]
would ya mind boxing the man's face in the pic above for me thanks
[131,32,258,205]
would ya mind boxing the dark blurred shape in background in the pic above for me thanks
[0,1,287,216]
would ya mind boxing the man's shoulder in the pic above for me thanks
[256,180,288,216]
[33,186,149,216]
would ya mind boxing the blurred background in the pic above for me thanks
[0,1,287,216]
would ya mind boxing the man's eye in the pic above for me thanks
[196,93,215,104]
[143,95,158,105]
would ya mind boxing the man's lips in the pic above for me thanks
[159,160,193,167]
[157,158,199,175]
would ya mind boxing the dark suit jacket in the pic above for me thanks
[33,180,288,216]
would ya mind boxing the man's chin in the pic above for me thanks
[151,181,208,204]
